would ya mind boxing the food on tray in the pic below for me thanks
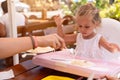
[71,59,95,67]
[27,47,54,53]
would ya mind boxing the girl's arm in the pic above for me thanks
[54,15,65,38]
[0,34,66,59]
[99,37,120,53]
[54,15,77,45]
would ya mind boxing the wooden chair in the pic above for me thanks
[63,15,75,25]
[17,25,26,37]
[24,21,56,36]
[28,15,39,19]
[17,21,56,37]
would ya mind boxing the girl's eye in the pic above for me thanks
[79,25,82,28]
[85,26,90,28]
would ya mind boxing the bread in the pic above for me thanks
[71,59,95,67]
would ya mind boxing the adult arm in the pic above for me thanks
[0,34,66,59]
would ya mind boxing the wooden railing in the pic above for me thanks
[17,21,56,37]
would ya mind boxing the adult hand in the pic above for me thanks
[37,34,66,50]
[0,34,66,59]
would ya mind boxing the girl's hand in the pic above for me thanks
[54,15,66,26]
[100,37,120,53]
[109,43,120,53]
[54,15,65,38]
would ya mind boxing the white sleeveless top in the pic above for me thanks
[74,33,120,61]
[75,33,104,59]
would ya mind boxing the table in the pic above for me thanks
[1,60,80,80]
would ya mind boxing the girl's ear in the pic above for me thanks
[74,16,77,23]
[95,21,100,27]
[72,16,76,22]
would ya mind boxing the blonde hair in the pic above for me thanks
[75,3,101,25]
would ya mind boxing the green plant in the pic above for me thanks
[61,0,109,16]
[61,1,72,15]
[61,0,87,15]
[61,0,120,21]
[94,0,109,9]
[70,0,87,15]
[101,0,120,21]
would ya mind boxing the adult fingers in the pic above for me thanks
[50,38,62,50]
[50,40,57,49]
[48,34,61,49]
[54,37,61,49]
[55,34,66,49]
[46,34,66,50]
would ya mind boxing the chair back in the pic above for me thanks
[97,18,120,45]
[96,18,120,60]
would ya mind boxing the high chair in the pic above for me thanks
[97,18,120,45]
[96,18,120,60]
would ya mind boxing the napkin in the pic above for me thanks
[87,72,95,80]
[0,69,14,80]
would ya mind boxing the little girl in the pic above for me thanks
[54,3,120,60]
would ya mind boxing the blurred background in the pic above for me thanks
[0,0,120,21]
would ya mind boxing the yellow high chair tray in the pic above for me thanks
[42,75,75,80]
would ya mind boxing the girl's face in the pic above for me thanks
[76,16,97,39]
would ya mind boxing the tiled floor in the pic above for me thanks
[0,54,33,70]
[0,59,7,70]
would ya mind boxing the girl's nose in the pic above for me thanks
[80,27,86,32]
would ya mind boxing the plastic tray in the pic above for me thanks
[32,50,120,78]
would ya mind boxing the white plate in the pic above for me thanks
[27,46,55,53]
